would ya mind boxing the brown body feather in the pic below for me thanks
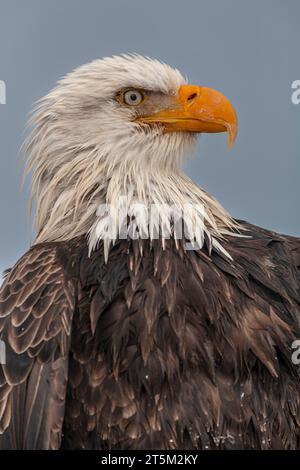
[1,221,300,449]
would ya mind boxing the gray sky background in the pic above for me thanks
[0,0,299,277]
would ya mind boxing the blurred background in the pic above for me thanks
[0,0,299,278]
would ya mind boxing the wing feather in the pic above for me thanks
[0,244,76,449]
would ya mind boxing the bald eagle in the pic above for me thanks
[0,55,300,450]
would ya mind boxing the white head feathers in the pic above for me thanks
[24,54,239,258]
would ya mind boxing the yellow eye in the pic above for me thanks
[123,89,144,106]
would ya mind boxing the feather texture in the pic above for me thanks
[1,222,298,449]
[0,243,76,449]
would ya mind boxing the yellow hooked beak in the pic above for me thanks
[138,84,238,148]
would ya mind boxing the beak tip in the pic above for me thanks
[227,123,238,150]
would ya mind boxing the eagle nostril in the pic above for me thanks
[187,92,198,102]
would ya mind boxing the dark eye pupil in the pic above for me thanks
[130,94,137,101]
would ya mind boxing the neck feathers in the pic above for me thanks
[26,119,239,258]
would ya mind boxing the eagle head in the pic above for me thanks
[25,55,238,256]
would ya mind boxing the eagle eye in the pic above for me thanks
[119,89,144,106]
